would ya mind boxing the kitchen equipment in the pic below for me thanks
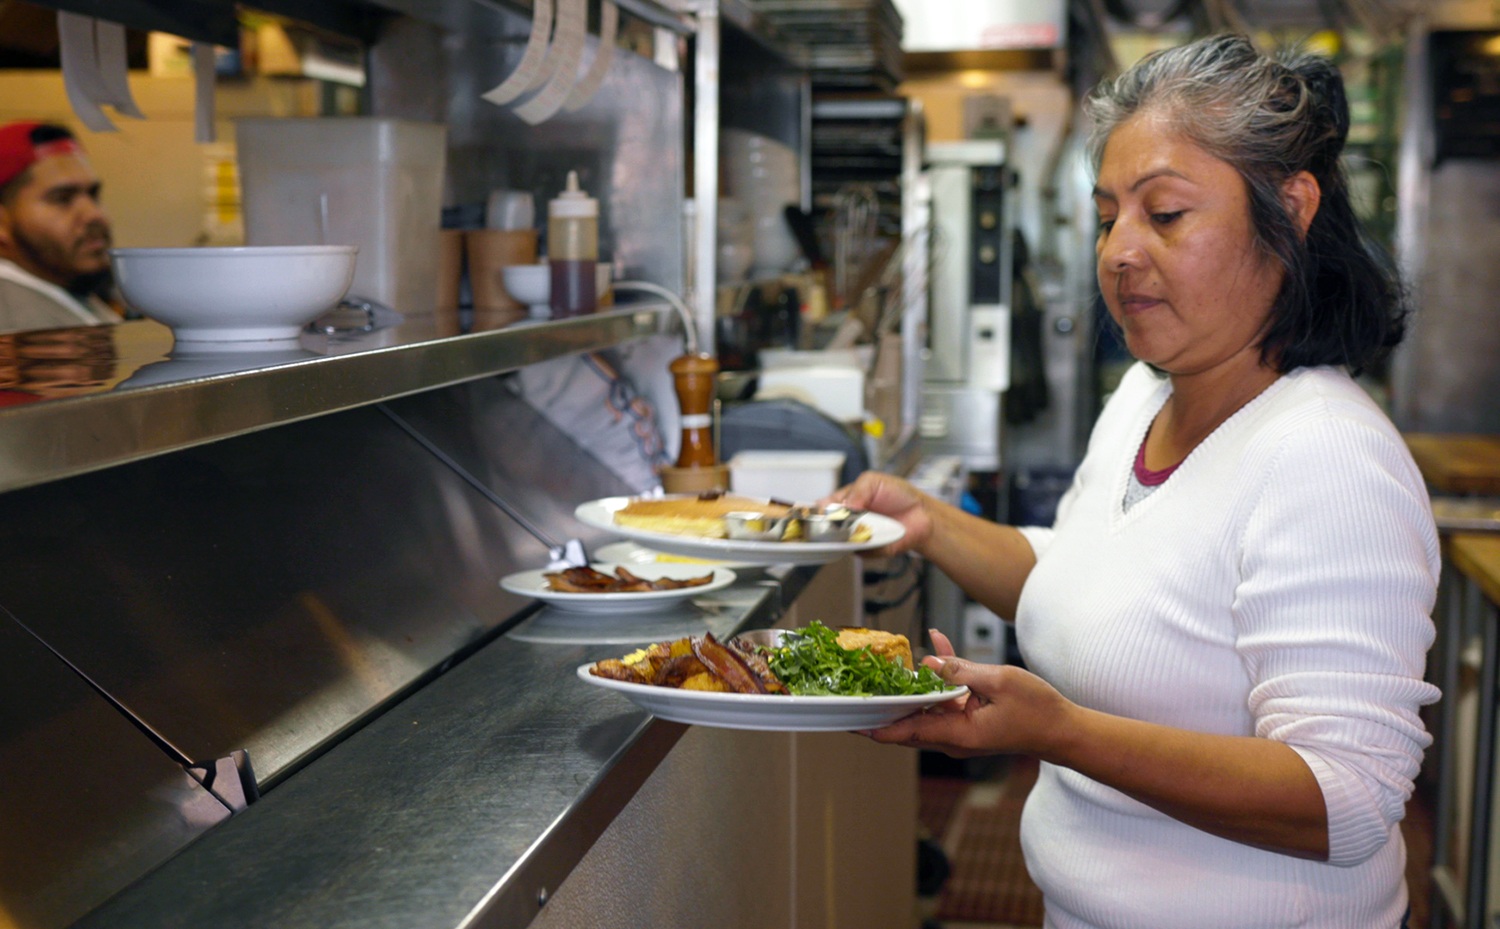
[717,198,755,283]
[759,346,873,370]
[782,205,826,270]
[755,365,866,423]
[832,182,880,308]
[378,404,588,569]
[921,138,1013,471]
[722,128,802,276]
[235,117,447,315]
[728,449,846,501]
[110,245,357,344]
[719,398,869,486]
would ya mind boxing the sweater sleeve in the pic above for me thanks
[1233,413,1440,867]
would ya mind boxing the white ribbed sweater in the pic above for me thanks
[1014,362,1440,929]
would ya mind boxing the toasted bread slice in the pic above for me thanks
[836,627,914,670]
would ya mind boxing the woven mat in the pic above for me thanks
[920,758,1044,927]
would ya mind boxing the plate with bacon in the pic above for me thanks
[500,563,737,614]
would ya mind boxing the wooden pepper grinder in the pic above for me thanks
[663,352,728,492]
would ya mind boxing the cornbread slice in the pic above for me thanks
[615,494,790,538]
[835,627,914,670]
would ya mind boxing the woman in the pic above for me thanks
[835,35,1439,928]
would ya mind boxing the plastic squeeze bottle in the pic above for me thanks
[547,170,598,317]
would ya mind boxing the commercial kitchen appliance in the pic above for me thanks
[919,137,1014,472]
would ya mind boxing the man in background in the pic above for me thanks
[0,121,120,334]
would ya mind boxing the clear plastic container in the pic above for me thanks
[235,118,447,314]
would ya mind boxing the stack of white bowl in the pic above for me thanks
[717,198,755,284]
[721,128,802,278]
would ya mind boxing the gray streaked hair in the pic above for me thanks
[1083,34,1406,375]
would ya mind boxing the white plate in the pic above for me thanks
[577,663,966,732]
[592,541,757,571]
[500,563,736,614]
[574,495,906,566]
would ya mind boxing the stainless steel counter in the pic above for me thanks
[0,304,676,494]
[75,567,816,929]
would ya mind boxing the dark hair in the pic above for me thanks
[0,123,78,205]
[1084,34,1406,375]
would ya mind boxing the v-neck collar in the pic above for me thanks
[1108,370,1290,528]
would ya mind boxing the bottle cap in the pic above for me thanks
[549,170,598,219]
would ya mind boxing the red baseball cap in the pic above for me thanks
[0,122,84,190]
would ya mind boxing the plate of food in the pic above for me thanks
[592,541,755,571]
[577,622,965,731]
[500,563,736,614]
[574,493,905,565]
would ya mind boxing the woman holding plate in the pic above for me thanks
[830,34,1437,929]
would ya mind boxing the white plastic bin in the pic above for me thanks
[728,450,846,503]
[235,118,447,314]
[754,366,867,422]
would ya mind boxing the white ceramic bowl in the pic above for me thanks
[751,213,800,274]
[718,241,754,283]
[111,245,357,344]
[501,262,551,315]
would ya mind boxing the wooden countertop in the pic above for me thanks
[1404,433,1500,496]
[1450,534,1500,608]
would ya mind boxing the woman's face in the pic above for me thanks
[1093,111,1284,379]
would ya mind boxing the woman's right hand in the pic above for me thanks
[833,470,1035,622]
[826,471,934,557]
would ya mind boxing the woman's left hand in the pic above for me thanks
[860,629,1073,759]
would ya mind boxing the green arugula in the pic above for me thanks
[765,621,949,696]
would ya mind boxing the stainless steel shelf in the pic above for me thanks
[0,304,676,495]
[75,567,824,929]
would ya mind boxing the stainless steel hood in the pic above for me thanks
[0,617,233,928]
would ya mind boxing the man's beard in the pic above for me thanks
[67,266,115,301]
[11,220,111,294]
